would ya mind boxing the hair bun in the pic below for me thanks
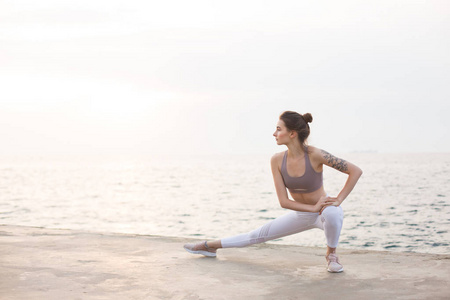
[302,113,313,123]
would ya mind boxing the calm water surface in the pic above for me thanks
[0,152,449,254]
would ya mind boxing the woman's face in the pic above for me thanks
[273,120,291,145]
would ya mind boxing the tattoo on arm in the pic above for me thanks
[321,150,348,172]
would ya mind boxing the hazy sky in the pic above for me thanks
[1,0,449,156]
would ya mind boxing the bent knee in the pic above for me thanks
[322,206,343,222]
[322,205,343,215]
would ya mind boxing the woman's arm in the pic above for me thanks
[270,154,327,213]
[317,149,363,205]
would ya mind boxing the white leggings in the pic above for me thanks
[221,206,343,248]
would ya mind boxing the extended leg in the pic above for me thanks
[220,211,319,248]
[184,211,320,255]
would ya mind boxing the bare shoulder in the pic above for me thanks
[271,151,285,162]
[270,151,285,167]
[308,146,333,158]
[307,145,324,160]
[306,146,325,168]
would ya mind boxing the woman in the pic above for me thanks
[184,111,362,273]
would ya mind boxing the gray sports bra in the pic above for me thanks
[280,149,323,194]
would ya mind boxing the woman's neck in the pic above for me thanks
[286,142,305,158]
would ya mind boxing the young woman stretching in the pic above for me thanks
[184,111,363,272]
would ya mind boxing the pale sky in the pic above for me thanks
[1,0,449,156]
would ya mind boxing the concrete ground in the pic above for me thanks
[0,224,449,300]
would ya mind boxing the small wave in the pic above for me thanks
[431,202,449,207]
[378,222,390,227]
[384,245,400,249]
[0,211,14,215]
[398,233,414,237]
[189,233,203,237]
[430,242,449,247]
[258,216,275,220]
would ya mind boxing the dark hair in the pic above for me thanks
[279,111,313,148]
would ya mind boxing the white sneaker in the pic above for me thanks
[184,241,217,257]
[326,253,344,273]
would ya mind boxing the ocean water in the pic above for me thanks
[0,152,449,254]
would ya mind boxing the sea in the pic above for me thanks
[0,152,449,254]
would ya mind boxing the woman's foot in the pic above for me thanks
[183,241,217,257]
[326,253,344,273]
